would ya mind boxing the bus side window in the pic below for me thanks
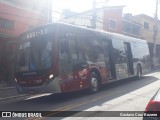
[59,37,73,74]
[91,39,105,62]
[68,38,78,60]
[59,38,69,59]
[112,38,126,64]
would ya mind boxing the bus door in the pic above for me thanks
[58,33,80,92]
[124,42,134,75]
[67,34,82,91]
[103,40,116,80]
[112,38,128,80]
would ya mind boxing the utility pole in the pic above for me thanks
[91,0,96,29]
[152,0,159,68]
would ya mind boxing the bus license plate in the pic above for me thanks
[34,79,42,84]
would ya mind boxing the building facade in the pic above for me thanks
[0,0,52,85]
[61,6,125,31]
[131,14,160,65]
[61,6,141,38]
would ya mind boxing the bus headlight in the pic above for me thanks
[49,74,54,79]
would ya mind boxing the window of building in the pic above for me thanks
[144,22,149,29]
[0,18,14,30]
[109,19,116,30]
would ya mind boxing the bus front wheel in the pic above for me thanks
[89,72,100,93]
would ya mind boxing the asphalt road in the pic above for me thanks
[0,70,160,120]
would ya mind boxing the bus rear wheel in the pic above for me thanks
[89,72,99,93]
[137,65,142,79]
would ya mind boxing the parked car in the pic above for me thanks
[143,89,160,120]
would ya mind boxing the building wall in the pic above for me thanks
[103,7,123,34]
[61,6,141,38]
[0,0,50,36]
[61,6,125,32]
[61,9,104,30]
[132,14,160,66]
[0,0,51,84]
[133,14,160,45]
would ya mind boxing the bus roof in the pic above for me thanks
[20,22,147,43]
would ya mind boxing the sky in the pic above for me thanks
[52,0,159,21]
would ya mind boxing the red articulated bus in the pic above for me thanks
[14,22,151,94]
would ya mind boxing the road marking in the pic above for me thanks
[25,93,52,100]
[26,90,125,120]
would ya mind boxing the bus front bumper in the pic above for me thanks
[16,77,61,94]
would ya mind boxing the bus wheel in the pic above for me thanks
[137,65,142,79]
[89,72,99,93]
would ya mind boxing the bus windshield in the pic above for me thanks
[16,34,53,72]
